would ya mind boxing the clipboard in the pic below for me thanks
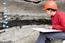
[32,28,62,32]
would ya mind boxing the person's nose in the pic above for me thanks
[48,10,52,14]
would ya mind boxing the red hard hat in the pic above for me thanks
[43,0,58,10]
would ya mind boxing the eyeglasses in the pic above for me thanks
[46,8,57,11]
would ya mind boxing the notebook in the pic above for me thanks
[32,28,62,32]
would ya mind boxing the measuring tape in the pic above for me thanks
[3,0,8,29]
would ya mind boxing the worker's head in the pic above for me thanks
[43,1,58,16]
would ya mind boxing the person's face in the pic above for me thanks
[46,8,57,16]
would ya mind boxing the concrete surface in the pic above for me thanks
[0,25,40,43]
[0,25,63,43]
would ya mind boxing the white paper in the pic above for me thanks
[32,28,62,32]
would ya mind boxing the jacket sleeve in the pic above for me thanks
[52,12,65,31]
